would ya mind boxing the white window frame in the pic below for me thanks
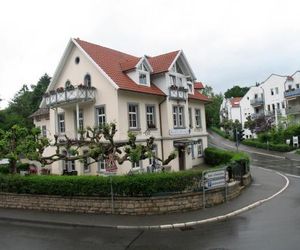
[146,105,156,129]
[195,109,202,128]
[97,159,106,173]
[137,62,150,86]
[173,105,185,128]
[42,125,47,137]
[197,140,203,158]
[96,106,106,127]
[58,113,65,134]
[128,103,139,130]
[132,160,142,170]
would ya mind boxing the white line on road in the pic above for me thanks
[286,174,300,179]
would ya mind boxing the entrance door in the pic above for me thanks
[178,146,185,171]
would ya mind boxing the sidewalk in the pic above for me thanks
[0,166,288,230]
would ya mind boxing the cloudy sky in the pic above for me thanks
[1,0,300,108]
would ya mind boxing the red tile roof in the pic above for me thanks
[75,39,165,96]
[188,89,210,102]
[147,51,180,74]
[194,82,204,89]
[230,97,242,107]
[120,57,141,72]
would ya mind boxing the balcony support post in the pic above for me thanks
[54,108,58,134]
[76,103,80,140]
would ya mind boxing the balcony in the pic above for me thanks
[284,88,300,99]
[44,85,96,108]
[286,105,300,115]
[251,112,265,119]
[250,97,264,107]
[169,85,188,100]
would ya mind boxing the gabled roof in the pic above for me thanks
[75,39,165,96]
[29,108,49,118]
[230,97,242,107]
[147,51,180,74]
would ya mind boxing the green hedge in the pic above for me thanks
[204,147,250,166]
[0,171,203,197]
[242,139,293,152]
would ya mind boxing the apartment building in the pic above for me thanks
[31,38,210,175]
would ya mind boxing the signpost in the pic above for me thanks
[202,168,227,209]
[105,154,117,213]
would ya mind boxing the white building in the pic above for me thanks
[31,38,210,175]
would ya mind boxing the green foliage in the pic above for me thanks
[0,74,51,130]
[210,126,233,140]
[204,147,250,166]
[224,85,249,98]
[17,163,30,172]
[242,139,293,152]
[0,171,203,197]
[202,85,223,127]
[0,165,9,174]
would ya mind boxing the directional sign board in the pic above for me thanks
[205,178,226,189]
[204,170,225,180]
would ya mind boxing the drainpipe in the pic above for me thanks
[159,97,167,162]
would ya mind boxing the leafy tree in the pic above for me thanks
[0,74,51,130]
[244,115,256,133]
[202,85,223,127]
[224,85,249,98]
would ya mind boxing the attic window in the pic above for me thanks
[75,57,80,64]
[139,73,147,85]
[84,74,91,87]
[136,61,150,85]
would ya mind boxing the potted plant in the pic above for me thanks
[56,87,65,93]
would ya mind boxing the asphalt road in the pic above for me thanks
[0,133,300,250]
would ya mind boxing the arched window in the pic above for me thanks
[84,74,91,87]
[65,80,71,88]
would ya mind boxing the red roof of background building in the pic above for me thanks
[188,89,210,102]
[75,39,165,96]
[230,97,242,107]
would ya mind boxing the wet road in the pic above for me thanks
[0,133,300,249]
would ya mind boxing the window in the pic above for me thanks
[187,82,193,94]
[170,75,176,85]
[96,106,106,127]
[173,106,184,128]
[58,113,65,134]
[268,105,271,111]
[132,160,142,169]
[146,105,156,129]
[65,80,71,88]
[42,125,47,137]
[188,108,193,128]
[149,144,157,166]
[97,157,106,173]
[75,57,80,64]
[83,150,90,172]
[84,74,91,87]
[128,104,139,129]
[272,104,275,110]
[297,84,300,89]
[139,73,147,85]
[191,143,195,159]
[282,102,285,109]
[197,140,203,157]
[288,85,292,90]
[195,109,202,128]
[275,87,279,94]
[271,89,274,95]
[277,103,280,109]
[254,94,258,99]
[74,110,84,131]
[62,150,75,172]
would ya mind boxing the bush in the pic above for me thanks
[17,163,30,172]
[204,147,234,166]
[242,139,293,152]
[210,127,234,141]
[0,165,9,174]
[0,171,203,197]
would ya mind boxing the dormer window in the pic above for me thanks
[187,82,193,94]
[137,61,150,86]
[139,73,147,84]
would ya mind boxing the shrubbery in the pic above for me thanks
[0,171,203,197]
[204,147,250,166]
[242,139,293,152]
[210,127,233,140]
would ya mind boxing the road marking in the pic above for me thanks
[286,174,300,178]
[251,183,261,186]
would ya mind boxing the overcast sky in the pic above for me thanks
[1,0,300,108]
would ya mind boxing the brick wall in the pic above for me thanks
[0,175,251,215]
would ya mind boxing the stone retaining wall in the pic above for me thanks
[0,174,251,215]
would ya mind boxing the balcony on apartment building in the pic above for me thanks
[265,109,283,117]
[250,97,264,107]
[44,85,96,108]
[169,85,188,100]
[284,88,300,99]
[251,112,265,120]
[286,104,300,115]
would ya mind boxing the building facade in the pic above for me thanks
[32,38,210,175]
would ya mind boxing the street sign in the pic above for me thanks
[204,170,226,179]
[105,154,118,172]
[205,178,226,189]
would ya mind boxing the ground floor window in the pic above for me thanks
[197,140,203,158]
[97,159,106,173]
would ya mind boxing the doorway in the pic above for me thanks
[178,146,186,171]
